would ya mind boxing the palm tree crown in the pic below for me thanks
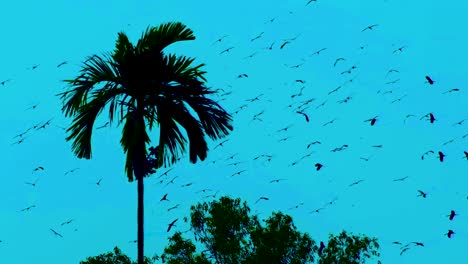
[58,22,233,181]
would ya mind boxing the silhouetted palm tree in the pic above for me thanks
[57,22,233,264]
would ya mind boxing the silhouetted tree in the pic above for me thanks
[80,247,157,264]
[160,196,380,264]
[58,22,233,264]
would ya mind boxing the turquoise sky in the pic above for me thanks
[0,0,466,263]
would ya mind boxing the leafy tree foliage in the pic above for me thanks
[80,197,379,264]
[161,196,380,264]
[79,247,157,264]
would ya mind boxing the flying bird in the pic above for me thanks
[392,46,407,53]
[314,163,323,171]
[269,178,286,183]
[33,166,44,172]
[307,141,321,149]
[20,205,36,212]
[167,219,178,232]
[392,176,409,182]
[349,179,365,187]
[447,210,457,221]
[446,230,455,238]
[255,197,270,204]
[160,193,169,202]
[364,116,378,126]
[57,61,68,68]
[212,35,228,45]
[421,150,434,160]
[50,229,63,238]
[416,190,427,198]
[420,113,436,123]
[25,178,39,187]
[425,76,434,85]
[438,151,445,162]
[0,79,12,85]
[60,219,74,226]
[443,88,459,94]
[361,24,379,32]
[280,41,290,49]
[333,58,345,67]
[219,47,235,54]
[250,32,264,42]
[296,111,310,122]
[167,204,180,212]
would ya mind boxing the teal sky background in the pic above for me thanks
[0,0,467,263]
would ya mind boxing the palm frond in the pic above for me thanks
[120,110,151,181]
[135,22,195,53]
[168,104,209,164]
[112,32,134,65]
[65,87,126,159]
[156,102,188,167]
[163,54,207,82]
[58,54,121,117]
[184,96,233,140]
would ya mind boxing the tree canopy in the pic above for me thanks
[81,196,380,264]
[160,196,380,264]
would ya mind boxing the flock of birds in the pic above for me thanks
[1,0,466,262]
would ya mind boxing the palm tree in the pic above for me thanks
[57,22,233,264]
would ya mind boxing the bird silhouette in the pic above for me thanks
[95,178,103,186]
[280,41,290,49]
[420,113,436,123]
[250,32,264,42]
[447,210,457,221]
[392,46,407,53]
[361,24,379,32]
[0,79,12,85]
[231,170,246,177]
[255,197,269,204]
[269,178,286,183]
[50,229,63,238]
[33,166,44,172]
[57,61,68,68]
[306,141,321,149]
[392,176,409,182]
[167,204,180,212]
[219,47,235,54]
[310,48,327,56]
[438,151,445,162]
[20,205,36,212]
[214,139,230,149]
[160,194,169,202]
[60,219,74,226]
[443,88,459,94]
[96,122,110,129]
[446,230,455,238]
[425,75,434,85]
[25,178,39,187]
[349,180,365,187]
[333,58,345,67]
[315,163,323,171]
[296,111,310,122]
[421,150,434,160]
[417,190,427,198]
[167,219,178,232]
[212,35,228,45]
[364,116,378,126]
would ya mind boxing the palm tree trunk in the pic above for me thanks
[137,171,144,264]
